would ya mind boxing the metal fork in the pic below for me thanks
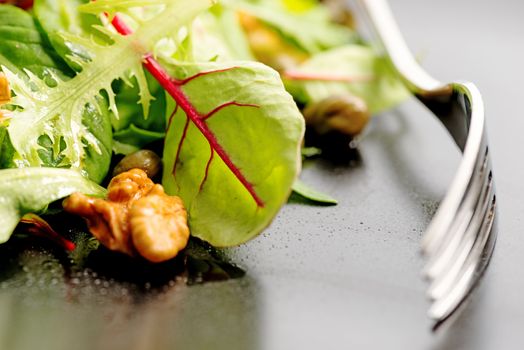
[358,0,498,326]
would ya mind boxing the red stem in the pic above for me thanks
[21,214,76,251]
[110,15,264,207]
[0,0,33,10]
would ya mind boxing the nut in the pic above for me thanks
[130,185,189,263]
[63,169,189,262]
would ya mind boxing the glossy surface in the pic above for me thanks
[1,0,524,349]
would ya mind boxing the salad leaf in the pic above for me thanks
[0,167,106,243]
[191,5,255,62]
[231,0,356,54]
[162,61,304,246]
[0,126,15,168]
[0,5,73,81]
[33,0,108,72]
[292,179,337,205]
[1,0,211,177]
[35,0,168,153]
[111,74,167,150]
[113,124,165,152]
[0,3,112,182]
[284,45,410,114]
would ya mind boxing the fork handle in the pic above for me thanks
[360,0,450,96]
[360,0,476,151]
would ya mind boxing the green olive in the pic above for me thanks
[303,94,370,136]
[113,150,162,178]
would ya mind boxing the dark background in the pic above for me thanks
[0,0,523,349]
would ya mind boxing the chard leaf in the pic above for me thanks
[162,61,304,247]
[292,179,337,205]
[2,0,211,175]
[231,0,356,54]
[0,167,106,243]
[284,45,410,114]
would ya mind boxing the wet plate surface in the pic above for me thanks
[1,0,524,349]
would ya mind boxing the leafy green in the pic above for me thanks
[292,179,337,205]
[230,0,356,54]
[33,0,108,72]
[0,4,112,182]
[1,0,211,178]
[0,126,16,169]
[0,167,106,243]
[80,98,113,182]
[162,61,304,246]
[35,0,169,153]
[0,5,73,80]
[113,124,165,152]
[284,45,410,114]
[191,5,255,62]
[111,74,167,150]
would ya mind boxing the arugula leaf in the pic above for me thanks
[0,167,106,243]
[292,179,337,205]
[231,0,356,54]
[1,0,211,177]
[162,61,304,246]
[284,45,410,114]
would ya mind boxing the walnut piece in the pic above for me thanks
[63,169,189,262]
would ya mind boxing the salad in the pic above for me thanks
[0,0,407,267]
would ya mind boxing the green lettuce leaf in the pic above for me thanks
[162,61,304,246]
[0,167,106,243]
[284,45,410,114]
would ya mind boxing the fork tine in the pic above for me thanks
[423,147,490,278]
[421,141,487,256]
[427,169,494,299]
[360,0,497,325]
[428,193,496,320]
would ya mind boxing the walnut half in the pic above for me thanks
[63,169,189,262]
